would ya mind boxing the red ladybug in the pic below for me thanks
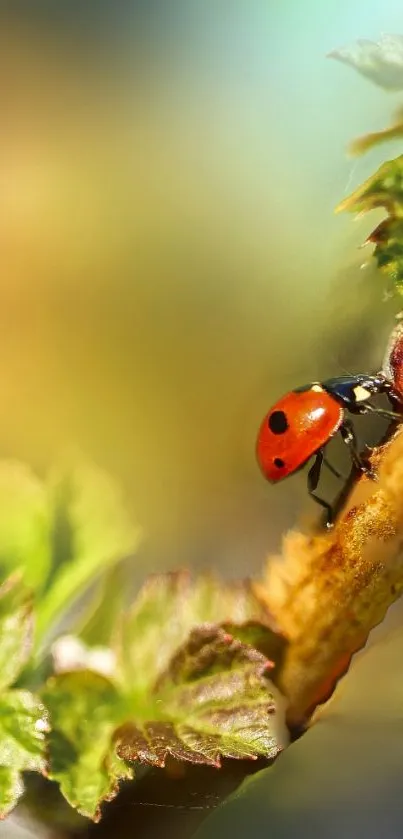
[256,374,400,523]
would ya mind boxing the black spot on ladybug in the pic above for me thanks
[268,410,289,434]
[274,457,285,469]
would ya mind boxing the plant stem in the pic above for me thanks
[255,425,403,728]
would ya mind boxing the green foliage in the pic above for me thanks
[115,571,284,692]
[193,625,403,839]
[0,463,52,592]
[0,455,142,819]
[0,576,33,691]
[0,457,141,654]
[114,574,283,769]
[337,156,403,293]
[43,574,284,820]
[0,577,48,819]
[338,156,403,218]
[332,31,403,297]
[0,461,140,645]
[115,622,280,767]
[0,457,285,824]
[35,458,141,647]
[42,671,132,822]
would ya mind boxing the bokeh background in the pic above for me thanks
[2,4,403,839]
[1,0,403,582]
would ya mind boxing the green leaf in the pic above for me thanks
[78,564,130,648]
[35,458,142,648]
[0,767,23,820]
[328,34,403,90]
[115,573,284,767]
[192,624,403,839]
[221,621,286,668]
[337,156,403,216]
[337,155,403,294]
[0,577,47,818]
[0,690,49,819]
[0,462,51,592]
[42,671,133,822]
[116,571,285,693]
[0,576,33,692]
[115,625,282,768]
[43,574,285,820]
[0,690,48,771]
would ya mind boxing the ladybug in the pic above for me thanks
[256,373,401,524]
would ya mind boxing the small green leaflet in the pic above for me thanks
[42,671,132,823]
[0,576,33,692]
[0,463,51,593]
[0,456,141,653]
[0,578,48,819]
[337,155,403,294]
[35,456,142,649]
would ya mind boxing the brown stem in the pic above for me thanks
[255,425,403,729]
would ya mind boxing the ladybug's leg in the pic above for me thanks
[377,378,402,409]
[323,457,346,481]
[307,450,333,525]
[340,420,375,478]
[360,402,402,421]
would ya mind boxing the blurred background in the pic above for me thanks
[1,3,403,839]
[1,0,403,582]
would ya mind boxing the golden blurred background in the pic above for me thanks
[1,1,403,577]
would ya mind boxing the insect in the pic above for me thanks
[256,373,401,524]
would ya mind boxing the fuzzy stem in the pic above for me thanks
[255,425,403,729]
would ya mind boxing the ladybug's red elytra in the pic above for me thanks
[256,374,401,525]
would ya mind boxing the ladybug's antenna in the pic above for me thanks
[332,357,356,377]
[334,354,379,378]
[328,349,355,377]
[338,363,355,377]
